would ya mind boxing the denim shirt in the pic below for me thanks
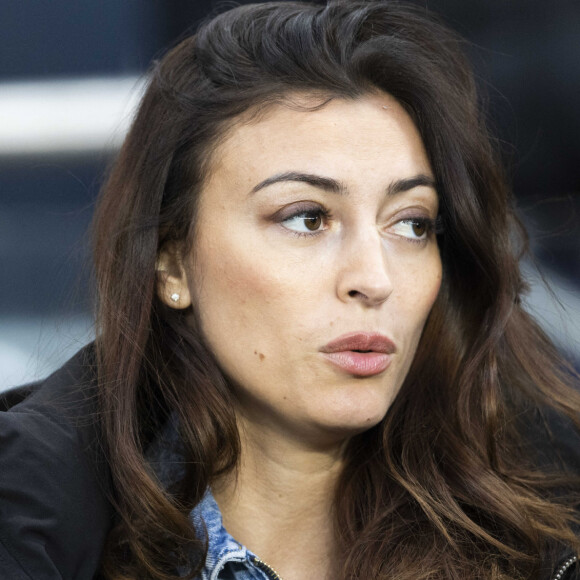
[190,490,281,580]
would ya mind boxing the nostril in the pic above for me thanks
[348,289,373,300]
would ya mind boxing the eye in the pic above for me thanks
[281,208,328,234]
[391,217,435,241]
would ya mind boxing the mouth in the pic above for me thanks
[319,332,395,377]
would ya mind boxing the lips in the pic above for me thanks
[319,332,395,377]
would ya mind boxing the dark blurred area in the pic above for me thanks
[0,0,578,388]
[423,0,580,287]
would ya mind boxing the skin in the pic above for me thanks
[158,92,442,579]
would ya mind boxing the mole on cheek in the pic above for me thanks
[254,350,265,361]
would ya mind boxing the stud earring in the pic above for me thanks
[170,293,180,303]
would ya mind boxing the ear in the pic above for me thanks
[156,244,192,310]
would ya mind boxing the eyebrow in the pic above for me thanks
[249,171,436,197]
[250,171,346,195]
[387,174,437,196]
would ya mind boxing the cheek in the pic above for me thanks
[424,265,443,311]
[195,246,262,323]
[191,231,302,344]
[406,249,442,307]
[391,259,442,388]
[397,252,442,342]
[191,244,272,383]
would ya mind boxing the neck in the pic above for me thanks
[212,419,347,579]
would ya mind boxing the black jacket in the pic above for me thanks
[0,347,112,579]
[0,347,579,579]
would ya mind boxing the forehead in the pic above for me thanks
[203,91,433,192]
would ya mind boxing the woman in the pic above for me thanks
[1,1,579,579]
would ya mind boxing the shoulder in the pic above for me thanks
[0,346,113,580]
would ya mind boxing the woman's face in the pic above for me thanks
[187,93,442,445]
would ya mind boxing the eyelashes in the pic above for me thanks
[276,203,443,242]
[272,202,332,237]
[280,206,332,236]
[391,215,444,244]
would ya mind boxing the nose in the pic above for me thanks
[336,231,393,307]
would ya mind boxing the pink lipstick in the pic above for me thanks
[319,332,395,377]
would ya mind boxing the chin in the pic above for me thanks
[311,418,384,447]
[315,400,391,438]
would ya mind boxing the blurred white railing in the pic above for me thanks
[0,75,145,156]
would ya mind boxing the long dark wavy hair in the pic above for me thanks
[92,1,580,578]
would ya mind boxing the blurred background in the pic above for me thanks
[0,0,578,390]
